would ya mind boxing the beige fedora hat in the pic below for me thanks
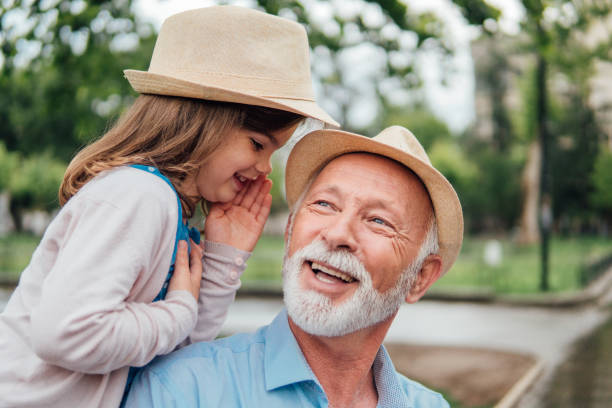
[124,6,338,127]
[285,126,463,275]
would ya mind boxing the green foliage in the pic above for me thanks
[590,150,612,214]
[10,153,66,211]
[482,0,612,238]
[455,136,524,232]
[382,106,451,150]
[428,140,478,190]
[0,232,40,280]
[253,0,500,131]
[436,236,611,294]
[242,234,285,284]
[451,0,501,27]
[0,141,19,191]
[268,157,287,215]
[550,93,604,221]
[0,0,156,161]
[474,34,516,152]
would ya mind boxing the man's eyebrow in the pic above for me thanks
[360,198,395,213]
[360,197,406,222]
[309,184,341,197]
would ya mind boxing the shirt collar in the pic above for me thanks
[373,345,412,407]
[263,309,411,407]
[264,309,320,391]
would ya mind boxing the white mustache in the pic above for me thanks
[294,240,369,283]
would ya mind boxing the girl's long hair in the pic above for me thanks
[60,94,302,217]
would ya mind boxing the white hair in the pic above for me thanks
[282,240,406,336]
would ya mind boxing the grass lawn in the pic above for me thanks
[0,233,39,282]
[1,233,610,294]
[437,237,612,294]
[243,235,612,294]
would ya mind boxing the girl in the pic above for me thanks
[0,6,337,408]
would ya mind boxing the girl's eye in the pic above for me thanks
[251,138,264,151]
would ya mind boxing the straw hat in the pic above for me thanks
[124,6,338,127]
[285,126,463,275]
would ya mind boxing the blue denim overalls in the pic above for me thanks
[120,164,201,406]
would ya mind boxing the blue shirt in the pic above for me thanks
[125,309,449,408]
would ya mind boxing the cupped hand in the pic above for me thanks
[204,175,272,252]
[168,239,203,301]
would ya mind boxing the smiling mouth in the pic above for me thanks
[233,173,249,190]
[309,261,356,284]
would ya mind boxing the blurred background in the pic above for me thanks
[1,0,610,294]
[1,1,611,407]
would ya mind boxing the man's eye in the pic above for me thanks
[315,200,330,207]
[251,138,264,151]
[371,217,388,226]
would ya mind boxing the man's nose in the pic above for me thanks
[321,212,358,252]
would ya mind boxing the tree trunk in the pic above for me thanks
[536,51,551,292]
[517,141,540,244]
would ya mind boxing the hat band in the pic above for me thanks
[146,68,316,101]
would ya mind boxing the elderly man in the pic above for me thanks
[125,126,463,407]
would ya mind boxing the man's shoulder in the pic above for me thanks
[394,371,450,408]
[147,328,267,376]
[127,327,273,406]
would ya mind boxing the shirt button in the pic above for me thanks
[234,257,244,266]
[230,271,238,280]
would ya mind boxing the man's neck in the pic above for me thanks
[288,317,394,408]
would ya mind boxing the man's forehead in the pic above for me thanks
[314,153,420,189]
[303,152,434,217]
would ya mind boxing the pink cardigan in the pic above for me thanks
[0,167,250,407]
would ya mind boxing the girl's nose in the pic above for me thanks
[255,156,272,175]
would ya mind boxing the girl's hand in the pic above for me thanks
[168,239,203,301]
[204,175,272,252]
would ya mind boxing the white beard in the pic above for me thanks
[282,240,419,337]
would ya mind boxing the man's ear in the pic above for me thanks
[405,254,442,304]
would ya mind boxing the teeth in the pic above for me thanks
[311,262,355,283]
[237,175,247,182]
[315,273,336,284]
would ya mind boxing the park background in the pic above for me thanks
[1,0,611,407]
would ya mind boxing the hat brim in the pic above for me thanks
[124,70,339,128]
[285,129,463,276]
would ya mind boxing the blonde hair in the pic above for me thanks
[60,94,302,217]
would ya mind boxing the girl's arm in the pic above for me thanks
[187,176,272,343]
[186,240,249,344]
[29,170,198,374]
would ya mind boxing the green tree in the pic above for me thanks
[381,105,452,150]
[10,153,66,212]
[1,0,501,222]
[0,141,18,192]
[591,150,612,224]
[0,0,156,161]
[452,125,525,233]
[493,0,612,290]
[1,0,499,156]
[254,0,500,133]
[551,93,606,229]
